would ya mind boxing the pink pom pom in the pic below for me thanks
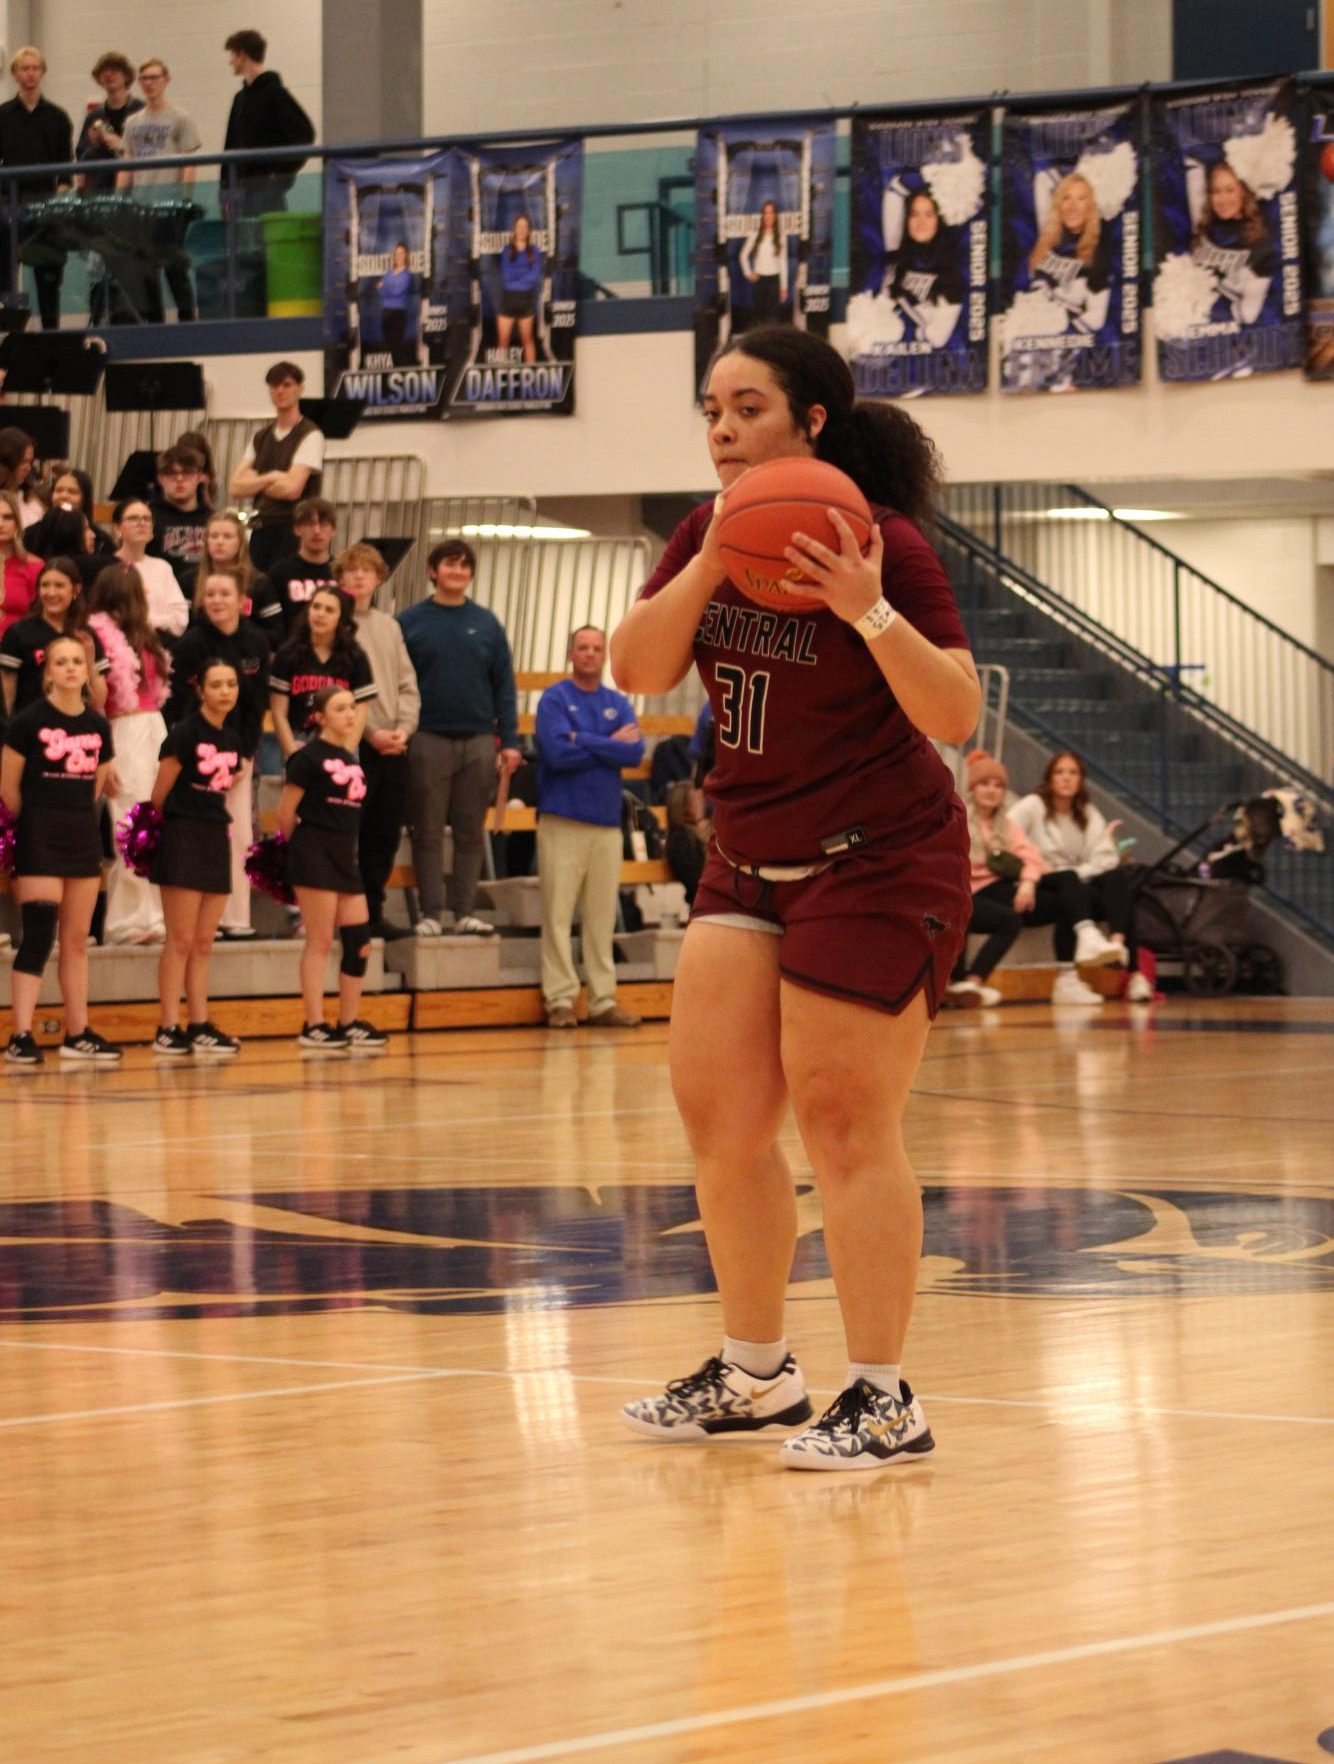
[0,801,16,875]
[245,832,295,906]
[114,800,164,880]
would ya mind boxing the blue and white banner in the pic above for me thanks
[1303,96,1334,380]
[441,137,583,418]
[847,110,989,399]
[692,117,837,395]
[1151,81,1303,382]
[324,151,458,421]
[999,103,1142,393]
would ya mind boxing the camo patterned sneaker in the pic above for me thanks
[778,1378,934,1472]
[621,1354,812,1441]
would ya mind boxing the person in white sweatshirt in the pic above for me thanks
[337,543,420,937]
[1009,750,1152,1002]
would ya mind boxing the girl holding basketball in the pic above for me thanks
[611,325,979,1471]
[277,686,384,1052]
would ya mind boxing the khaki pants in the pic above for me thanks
[538,815,622,1013]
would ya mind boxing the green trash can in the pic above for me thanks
[259,211,323,316]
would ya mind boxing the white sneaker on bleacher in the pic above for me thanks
[415,917,443,937]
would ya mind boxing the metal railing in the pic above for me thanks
[944,482,1334,787]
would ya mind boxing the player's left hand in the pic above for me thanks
[498,747,523,776]
[785,509,884,626]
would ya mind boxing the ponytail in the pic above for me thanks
[719,325,942,528]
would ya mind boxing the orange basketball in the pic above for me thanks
[716,458,874,613]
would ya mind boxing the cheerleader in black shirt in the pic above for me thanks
[277,686,385,1051]
[149,658,244,1057]
[0,558,109,719]
[1,635,121,1065]
[268,587,375,760]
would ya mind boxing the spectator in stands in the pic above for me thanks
[0,47,73,329]
[0,489,41,637]
[946,749,1122,1009]
[149,444,210,595]
[25,468,115,560]
[175,431,217,507]
[337,542,420,938]
[227,363,325,572]
[112,497,189,643]
[26,508,98,591]
[75,52,143,190]
[534,625,644,1029]
[0,428,44,527]
[116,59,201,324]
[664,778,712,906]
[259,498,339,636]
[399,539,521,937]
[1,556,108,717]
[194,511,271,627]
[222,30,314,219]
[1009,750,1152,1003]
[86,562,170,945]
[269,584,375,759]
[166,564,270,939]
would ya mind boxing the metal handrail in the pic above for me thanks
[938,512,1333,811]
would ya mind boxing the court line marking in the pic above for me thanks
[0,1366,470,1430]
[437,1599,1334,1764]
[3,1338,1332,1428]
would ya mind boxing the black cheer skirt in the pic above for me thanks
[151,815,231,895]
[15,803,103,879]
[286,822,361,895]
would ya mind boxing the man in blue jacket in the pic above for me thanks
[399,539,521,936]
[535,626,644,1028]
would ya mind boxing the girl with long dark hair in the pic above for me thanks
[496,214,542,363]
[268,585,375,759]
[610,324,980,1471]
[739,198,788,327]
[1,557,109,717]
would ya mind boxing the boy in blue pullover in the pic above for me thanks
[399,540,521,935]
[535,626,644,1027]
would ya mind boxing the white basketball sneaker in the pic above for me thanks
[779,1378,934,1472]
[621,1354,812,1440]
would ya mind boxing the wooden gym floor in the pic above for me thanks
[2,995,1332,1764]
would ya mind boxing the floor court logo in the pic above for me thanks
[0,1184,1330,1322]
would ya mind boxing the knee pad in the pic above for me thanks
[339,922,371,979]
[14,899,59,976]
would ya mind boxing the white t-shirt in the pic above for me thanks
[1009,793,1119,879]
[124,552,190,638]
[122,104,202,188]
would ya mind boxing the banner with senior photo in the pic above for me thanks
[441,137,584,418]
[999,102,1143,394]
[692,117,837,396]
[1303,94,1334,380]
[847,109,990,399]
[324,151,459,422]
[1151,81,1303,383]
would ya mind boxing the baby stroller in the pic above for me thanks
[1128,790,1323,996]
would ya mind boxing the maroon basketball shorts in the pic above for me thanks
[690,801,971,1018]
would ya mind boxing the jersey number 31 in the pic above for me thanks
[715,664,770,755]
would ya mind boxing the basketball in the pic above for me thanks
[716,457,874,612]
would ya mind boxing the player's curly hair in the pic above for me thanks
[719,326,942,529]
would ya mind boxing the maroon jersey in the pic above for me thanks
[640,501,970,866]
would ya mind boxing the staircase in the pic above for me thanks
[937,513,1334,951]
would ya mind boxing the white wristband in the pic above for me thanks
[853,598,898,642]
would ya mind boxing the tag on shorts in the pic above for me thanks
[819,826,867,857]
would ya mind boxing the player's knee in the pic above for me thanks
[14,899,59,975]
[339,922,370,978]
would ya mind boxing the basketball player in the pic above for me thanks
[610,326,979,1471]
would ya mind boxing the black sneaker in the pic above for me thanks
[778,1378,934,1472]
[188,1020,240,1057]
[5,1031,44,1066]
[298,1022,349,1051]
[59,1028,124,1064]
[621,1354,812,1440]
[340,1018,388,1049]
[152,1025,192,1057]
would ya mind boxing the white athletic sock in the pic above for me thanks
[847,1361,902,1398]
[723,1336,788,1379]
